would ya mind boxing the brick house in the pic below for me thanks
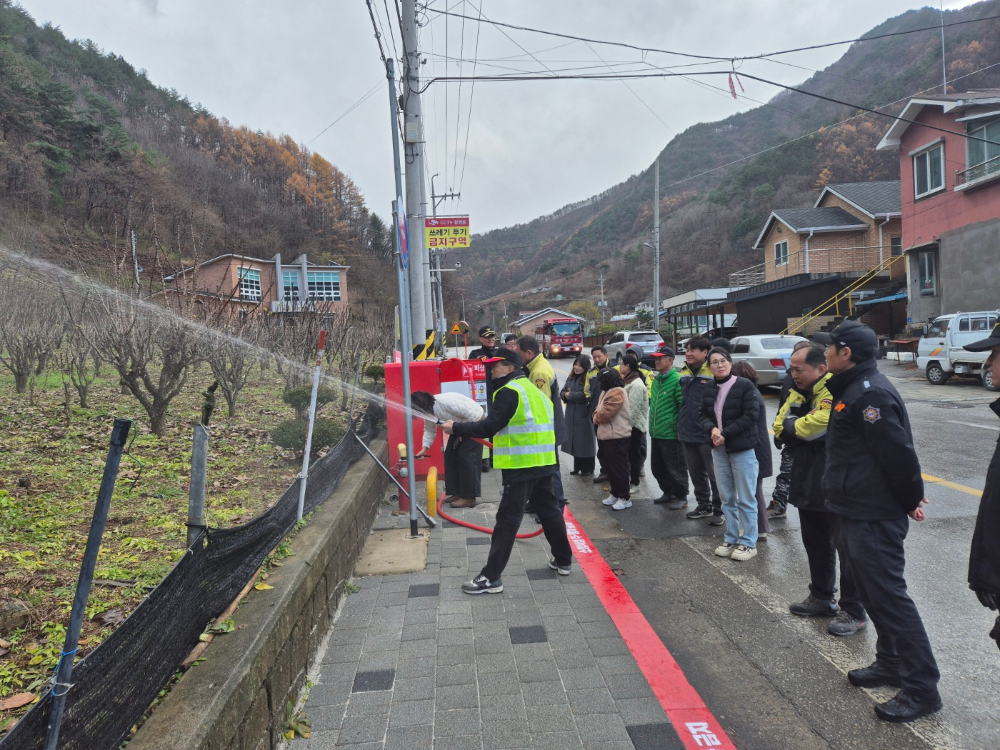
[876,89,1000,324]
[164,253,349,314]
[727,182,905,335]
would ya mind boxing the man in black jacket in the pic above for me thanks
[963,323,1000,650]
[469,326,499,472]
[441,347,573,594]
[769,340,813,519]
[679,336,723,525]
[815,321,940,723]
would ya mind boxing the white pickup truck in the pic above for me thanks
[916,310,999,391]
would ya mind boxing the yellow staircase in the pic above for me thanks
[780,254,905,336]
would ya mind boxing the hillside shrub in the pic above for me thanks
[270,418,347,459]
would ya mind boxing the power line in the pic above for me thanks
[457,0,483,197]
[422,6,1000,65]
[452,0,467,187]
[308,79,385,144]
[364,0,388,64]
[585,41,673,133]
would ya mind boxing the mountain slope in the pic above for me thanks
[460,1,1000,322]
[0,1,394,301]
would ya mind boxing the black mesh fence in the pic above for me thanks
[1,402,383,750]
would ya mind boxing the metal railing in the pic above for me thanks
[779,253,905,336]
[956,154,1000,187]
[728,244,892,289]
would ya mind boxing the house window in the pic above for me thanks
[890,237,903,256]
[966,118,1000,182]
[917,251,936,297]
[774,240,789,266]
[307,271,341,301]
[238,267,261,302]
[282,270,300,301]
[913,144,944,198]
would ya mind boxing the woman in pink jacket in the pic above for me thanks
[593,368,633,510]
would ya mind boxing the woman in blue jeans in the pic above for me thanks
[699,347,760,561]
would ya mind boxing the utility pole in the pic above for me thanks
[431,174,460,356]
[939,1,947,94]
[401,0,427,346]
[599,270,606,323]
[653,159,660,333]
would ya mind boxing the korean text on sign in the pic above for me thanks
[425,216,471,249]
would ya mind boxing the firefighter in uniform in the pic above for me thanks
[442,347,573,594]
[469,326,500,472]
[815,321,941,723]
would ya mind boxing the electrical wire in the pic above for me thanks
[456,0,483,198]
[364,0,389,64]
[422,6,1000,65]
[585,41,673,133]
[452,0,467,187]
[308,80,386,144]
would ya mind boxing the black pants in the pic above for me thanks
[650,438,688,498]
[771,446,793,511]
[628,428,647,484]
[837,515,940,696]
[597,437,631,500]
[573,456,595,474]
[798,509,864,619]
[682,441,721,515]
[481,473,572,581]
[444,435,483,498]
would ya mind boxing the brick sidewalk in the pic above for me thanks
[296,479,676,750]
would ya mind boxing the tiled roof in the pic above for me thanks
[772,207,868,231]
[820,181,901,216]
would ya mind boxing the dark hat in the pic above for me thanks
[964,323,1000,352]
[478,326,496,338]
[481,346,522,367]
[652,346,676,358]
[813,320,878,358]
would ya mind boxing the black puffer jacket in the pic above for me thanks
[823,359,923,520]
[679,361,714,443]
[752,390,773,478]
[698,376,760,453]
[970,398,1000,598]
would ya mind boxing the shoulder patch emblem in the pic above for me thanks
[834,402,846,412]
[862,405,881,423]
[535,378,546,389]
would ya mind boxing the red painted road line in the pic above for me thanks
[564,509,735,750]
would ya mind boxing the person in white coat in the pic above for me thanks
[411,390,484,508]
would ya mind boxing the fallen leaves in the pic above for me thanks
[253,583,273,591]
[0,693,36,711]
[93,608,126,627]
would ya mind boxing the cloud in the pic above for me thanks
[134,0,160,15]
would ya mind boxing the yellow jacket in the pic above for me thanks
[525,354,555,394]
[773,372,833,442]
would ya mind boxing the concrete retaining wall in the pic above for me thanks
[128,438,389,750]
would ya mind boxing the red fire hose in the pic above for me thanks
[435,436,547,538]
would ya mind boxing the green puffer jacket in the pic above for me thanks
[649,368,683,440]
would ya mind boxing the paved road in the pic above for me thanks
[548,355,999,750]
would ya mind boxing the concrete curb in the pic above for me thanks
[129,438,389,750]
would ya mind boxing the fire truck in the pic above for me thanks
[535,318,584,358]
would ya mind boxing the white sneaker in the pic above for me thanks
[602,495,616,506]
[731,544,757,562]
[611,498,632,511]
[714,542,736,558]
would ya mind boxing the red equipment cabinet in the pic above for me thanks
[384,358,485,510]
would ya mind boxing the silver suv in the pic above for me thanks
[604,330,664,364]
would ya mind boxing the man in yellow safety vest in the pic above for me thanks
[442,347,573,594]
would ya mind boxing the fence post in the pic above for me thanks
[187,424,209,548]
[298,330,327,521]
[44,418,131,750]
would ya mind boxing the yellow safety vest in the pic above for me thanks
[492,379,557,469]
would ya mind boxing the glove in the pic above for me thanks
[991,615,1000,652]
[975,589,999,610]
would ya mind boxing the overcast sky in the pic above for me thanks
[18,0,981,231]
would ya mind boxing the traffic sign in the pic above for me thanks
[426,216,470,249]
[450,323,462,334]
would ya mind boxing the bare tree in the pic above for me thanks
[264,313,324,392]
[207,315,265,418]
[56,312,101,408]
[90,291,205,436]
[0,277,66,393]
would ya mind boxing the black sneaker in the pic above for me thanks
[630,479,640,487]
[708,514,725,526]
[828,611,868,636]
[462,575,503,595]
[874,690,942,723]
[848,662,902,689]
[667,497,689,510]
[686,507,712,519]
[547,556,571,576]
[789,595,840,617]
[768,506,787,519]
[653,494,673,504]
[593,473,608,484]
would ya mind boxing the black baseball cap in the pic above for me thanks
[964,323,1000,352]
[481,346,522,367]
[813,320,878,358]
[652,346,676,358]
[478,326,496,338]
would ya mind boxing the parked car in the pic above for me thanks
[916,310,999,390]
[605,330,664,364]
[729,334,809,386]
